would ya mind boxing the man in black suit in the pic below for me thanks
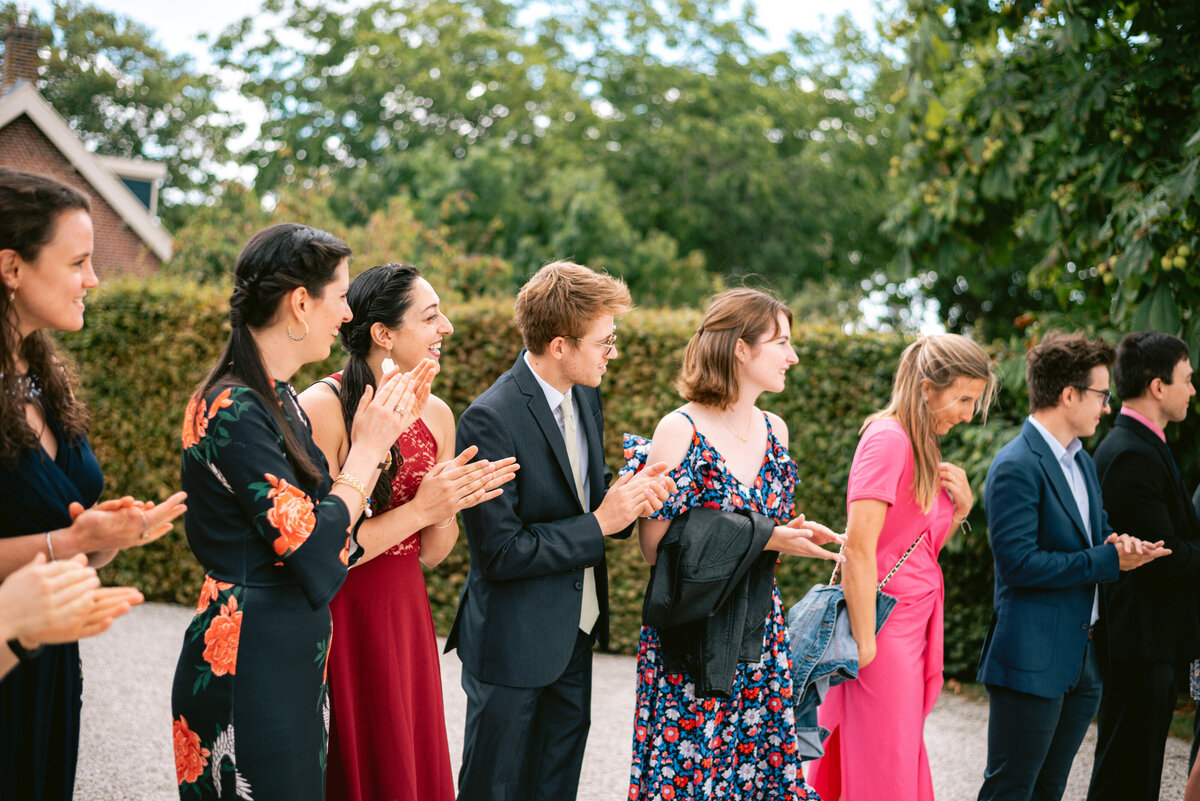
[446,261,673,801]
[1087,331,1200,801]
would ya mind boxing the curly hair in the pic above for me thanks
[0,168,92,464]
[1026,332,1115,412]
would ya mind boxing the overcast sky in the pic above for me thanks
[27,0,895,62]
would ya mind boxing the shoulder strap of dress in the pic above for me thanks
[317,377,341,396]
[672,409,698,432]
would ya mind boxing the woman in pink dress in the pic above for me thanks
[300,263,517,801]
[808,334,995,801]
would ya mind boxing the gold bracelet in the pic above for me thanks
[45,531,56,561]
[333,473,372,518]
[433,515,455,528]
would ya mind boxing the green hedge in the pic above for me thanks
[63,277,1030,678]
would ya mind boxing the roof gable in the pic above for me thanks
[0,83,173,262]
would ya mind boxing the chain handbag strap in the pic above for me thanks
[828,530,927,590]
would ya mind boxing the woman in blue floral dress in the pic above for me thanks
[170,223,435,801]
[624,288,842,801]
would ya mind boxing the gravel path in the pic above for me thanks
[75,603,1192,800]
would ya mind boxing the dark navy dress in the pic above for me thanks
[0,407,103,801]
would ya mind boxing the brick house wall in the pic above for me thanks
[0,114,163,277]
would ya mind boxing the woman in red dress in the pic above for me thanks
[300,263,517,801]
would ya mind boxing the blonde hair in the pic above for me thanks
[864,334,997,512]
[677,288,792,408]
[515,260,632,355]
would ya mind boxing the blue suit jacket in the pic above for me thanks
[445,353,620,688]
[976,419,1119,698]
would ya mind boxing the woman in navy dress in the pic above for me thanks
[170,224,435,801]
[624,288,841,801]
[0,167,186,801]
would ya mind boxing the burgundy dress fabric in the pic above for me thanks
[325,403,455,801]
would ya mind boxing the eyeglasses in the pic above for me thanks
[565,333,618,357]
[1076,386,1112,406]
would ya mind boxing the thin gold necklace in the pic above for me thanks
[719,408,753,442]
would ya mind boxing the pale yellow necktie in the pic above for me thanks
[560,392,599,634]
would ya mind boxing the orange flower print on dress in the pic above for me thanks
[194,575,235,616]
[181,395,207,450]
[338,533,352,566]
[202,595,242,677]
[172,715,210,785]
[265,473,316,556]
[207,387,234,416]
[182,388,234,450]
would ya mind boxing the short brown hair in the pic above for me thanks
[1026,332,1115,412]
[677,288,792,408]
[515,260,631,355]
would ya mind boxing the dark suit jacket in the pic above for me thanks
[445,353,618,688]
[977,419,1119,698]
[1093,413,1200,662]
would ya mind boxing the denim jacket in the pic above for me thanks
[786,584,896,760]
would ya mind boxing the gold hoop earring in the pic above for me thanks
[287,320,309,342]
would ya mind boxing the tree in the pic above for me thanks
[0,1,235,228]
[212,0,901,301]
[529,0,904,291]
[885,0,1200,343]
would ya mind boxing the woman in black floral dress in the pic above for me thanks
[170,223,435,801]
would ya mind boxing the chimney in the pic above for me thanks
[2,9,41,96]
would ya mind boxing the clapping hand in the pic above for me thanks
[66,491,187,553]
[416,445,520,522]
[594,462,677,536]
[352,358,437,454]
[1106,532,1171,571]
[0,554,143,650]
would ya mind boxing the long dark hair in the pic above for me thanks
[0,168,92,463]
[197,222,352,488]
[337,263,422,510]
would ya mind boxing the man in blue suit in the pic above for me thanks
[446,261,673,801]
[977,333,1170,801]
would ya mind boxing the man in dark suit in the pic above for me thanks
[977,333,1169,801]
[446,261,673,801]
[1086,331,1200,801]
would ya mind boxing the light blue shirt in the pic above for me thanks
[1027,414,1099,625]
[524,352,590,507]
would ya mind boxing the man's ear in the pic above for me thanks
[547,336,569,361]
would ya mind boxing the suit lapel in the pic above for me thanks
[1024,423,1091,546]
[512,355,586,512]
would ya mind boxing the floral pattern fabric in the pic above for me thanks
[623,411,819,801]
[171,381,353,801]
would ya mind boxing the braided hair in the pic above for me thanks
[337,263,422,510]
[197,223,351,489]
